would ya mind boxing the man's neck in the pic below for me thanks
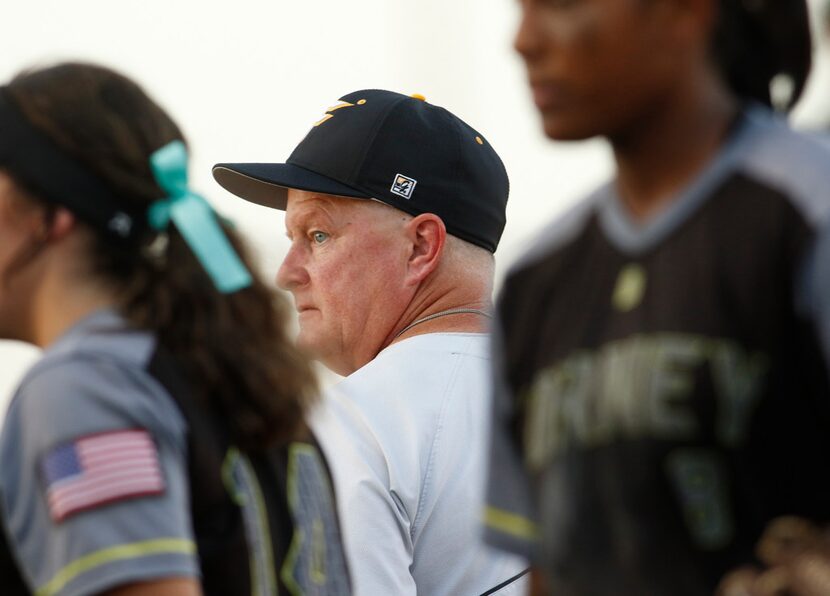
[393,307,492,340]
[387,296,493,346]
[324,300,492,378]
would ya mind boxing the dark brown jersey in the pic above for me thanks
[485,107,830,595]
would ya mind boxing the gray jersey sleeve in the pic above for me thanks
[0,355,199,596]
[483,319,539,560]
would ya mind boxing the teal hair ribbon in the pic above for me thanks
[148,141,252,293]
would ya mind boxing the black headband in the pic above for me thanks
[0,87,147,242]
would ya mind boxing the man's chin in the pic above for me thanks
[296,330,334,362]
[295,332,321,356]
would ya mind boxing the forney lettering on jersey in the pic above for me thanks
[522,333,769,471]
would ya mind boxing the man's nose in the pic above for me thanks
[276,244,309,291]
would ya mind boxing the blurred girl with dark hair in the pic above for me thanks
[484,1,830,594]
[0,62,350,596]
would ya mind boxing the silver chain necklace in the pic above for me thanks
[393,308,493,340]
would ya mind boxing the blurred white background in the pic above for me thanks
[1,0,829,417]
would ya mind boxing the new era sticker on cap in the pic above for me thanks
[391,173,417,200]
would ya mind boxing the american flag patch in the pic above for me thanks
[41,429,165,522]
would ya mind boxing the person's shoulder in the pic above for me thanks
[18,347,163,408]
[735,106,830,228]
[504,187,606,279]
[387,332,490,359]
[338,333,489,399]
[308,387,394,488]
[330,335,490,447]
[6,337,186,457]
[310,388,376,440]
[15,313,159,401]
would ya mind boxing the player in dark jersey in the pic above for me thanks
[484,1,830,594]
[0,63,350,596]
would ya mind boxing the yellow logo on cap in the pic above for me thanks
[313,100,366,127]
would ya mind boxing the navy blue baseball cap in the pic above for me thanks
[212,89,509,252]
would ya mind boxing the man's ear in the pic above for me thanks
[404,213,446,286]
[43,207,77,242]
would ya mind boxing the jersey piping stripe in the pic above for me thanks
[281,443,334,596]
[282,443,313,596]
[483,506,538,541]
[222,448,277,596]
[35,538,196,596]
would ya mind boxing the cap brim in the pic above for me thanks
[212,162,371,210]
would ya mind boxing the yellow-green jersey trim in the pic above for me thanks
[483,506,539,541]
[244,453,278,596]
[281,442,330,595]
[221,446,248,507]
[35,538,196,596]
[222,447,278,596]
[281,524,304,596]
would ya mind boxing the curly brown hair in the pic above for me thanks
[5,62,317,452]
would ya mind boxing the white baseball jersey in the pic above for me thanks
[310,332,528,595]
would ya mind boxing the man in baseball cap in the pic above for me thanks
[214,90,528,595]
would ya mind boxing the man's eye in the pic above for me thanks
[311,231,329,244]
